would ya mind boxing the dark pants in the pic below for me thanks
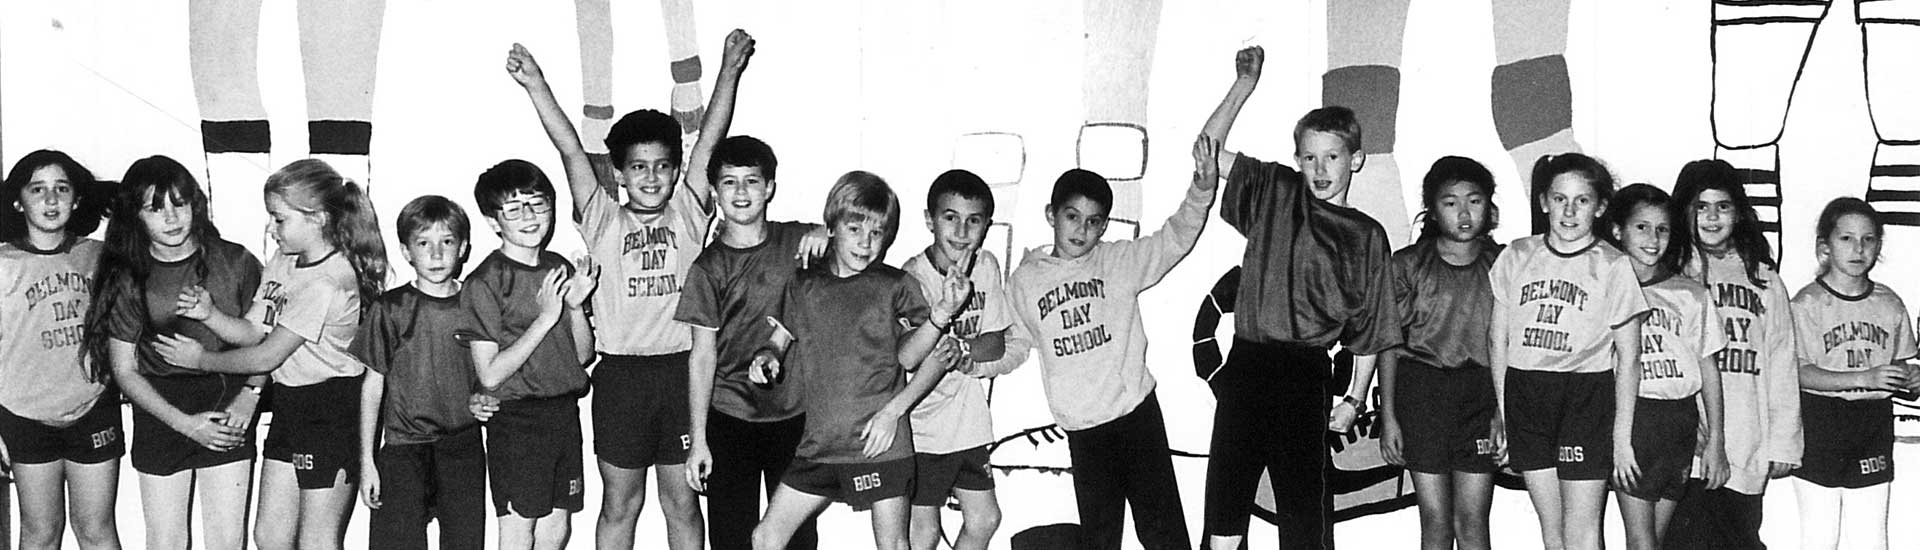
[369,426,487,550]
[1662,479,1767,550]
[1066,392,1191,550]
[1205,339,1334,550]
[705,411,816,550]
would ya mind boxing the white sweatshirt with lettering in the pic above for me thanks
[1003,181,1216,431]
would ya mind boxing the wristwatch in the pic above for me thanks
[1338,394,1364,412]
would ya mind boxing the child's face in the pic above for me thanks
[924,194,990,265]
[1433,180,1490,243]
[16,164,77,236]
[1045,195,1108,260]
[1820,213,1880,279]
[138,187,193,250]
[829,215,888,276]
[265,192,326,256]
[1293,130,1363,204]
[485,191,555,250]
[1538,172,1603,245]
[714,165,772,226]
[1691,188,1737,253]
[618,142,680,212]
[403,221,468,286]
[1614,203,1671,269]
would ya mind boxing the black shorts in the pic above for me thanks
[782,456,914,511]
[370,425,488,550]
[262,376,359,489]
[911,445,994,506]
[1394,360,1498,475]
[1621,396,1698,501]
[0,393,124,465]
[1504,369,1614,480]
[590,352,691,468]
[1794,394,1893,489]
[487,395,585,518]
[131,374,258,476]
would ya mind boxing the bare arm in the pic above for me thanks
[685,30,757,213]
[1202,46,1263,175]
[153,327,305,375]
[174,285,265,346]
[472,269,568,389]
[112,339,242,452]
[1611,320,1644,487]
[359,371,385,508]
[506,43,603,217]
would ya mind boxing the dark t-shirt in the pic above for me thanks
[459,250,588,401]
[108,239,263,377]
[354,284,480,444]
[776,265,930,463]
[1389,238,1501,369]
[1222,154,1399,354]
[674,221,814,422]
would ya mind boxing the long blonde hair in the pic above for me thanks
[265,159,388,301]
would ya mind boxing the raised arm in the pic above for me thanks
[685,30,756,214]
[507,43,604,218]
[1202,46,1262,175]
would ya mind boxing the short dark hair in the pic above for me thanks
[1048,169,1113,215]
[472,159,556,216]
[606,109,683,168]
[1,149,106,241]
[708,135,778,186]
[926,169,995,219]
[1293,106,1363,154]
[396,195,471,245]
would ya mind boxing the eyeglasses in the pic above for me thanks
[498,199,553,221]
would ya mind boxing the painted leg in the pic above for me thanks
[1711,0,1830,259]
[1326,0,1412,248]
[297,0,385,188]
[1080,0,1164,231]
[1861,0,1920,311]
[575,0,614,155]
[660,0,705,135]
[1492,0,1580,236]
[188,0,273,252]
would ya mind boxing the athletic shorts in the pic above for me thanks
[1621,395,1698,501]
[911,445,994,506]
[1394,360,1498,474]
[487,395,585,518]
[0,392,123,465]
[262,376,359,489]
[782,456,914,511]
[1504,369,1614,480]
[1794,394,1893,489]
[590,352,691,468]
[131,373,257,476]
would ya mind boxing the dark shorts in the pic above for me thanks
[262,376,359,489]
[131,374,257,476]
[782,456,914,511]
[1794,394,1893,489]
[1621,395,1698,501]
[487,395,585,518]
[0,393,124,465]
[1504,369,1614,480]
[911,445,994,507]
[591,352,691,468]
[1394,360,1498,475]
[369,425,487,550]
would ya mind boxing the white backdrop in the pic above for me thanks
[4,0,1917,548]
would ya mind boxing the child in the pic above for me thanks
[673,134,827,550]
[1197,46,1401,550]
[83,155,262,550]
[1599,184,1729,550]
[458,160,597,550]
[1661,159,1801,550]
[1488,153,1647,550]
[153,158,387,550]
[506,30,755,550]
[747,171,970,550]
[1789,198,1914,550]
[352,195,486,550]
[0,150,120,550]
[902,169,1018,550]
[1376,156,1502,550]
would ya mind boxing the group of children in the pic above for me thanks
[0,35,1915,550]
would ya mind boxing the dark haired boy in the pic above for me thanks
[354,195,486,550]
[1196,46,1401,550]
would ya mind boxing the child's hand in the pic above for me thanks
[796,226,830,269]
[360,462,383,509]
[173,285,216,321]
[562,255,600,309]
[1192,134,1222,189]
[1235,45,1264,83]
[931,249,975,321]
[720,29,756,76]
[860,409,903,458]
[221,389,259,429]
[748,349,782,385]
[174,411,244,452]
[1379,417,1403,466]
[1767,461,1795,479]
[1613,440,1641,494]
[1702,440,1732,490]
[1327,400,1359,433]
[685,441,714,492]
[1490,415,1508,466]
[469,393,500,422]
[1860,364,1908,392]
[504,43,546,88]
[536,268,566,319]
[153,334,206,370]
